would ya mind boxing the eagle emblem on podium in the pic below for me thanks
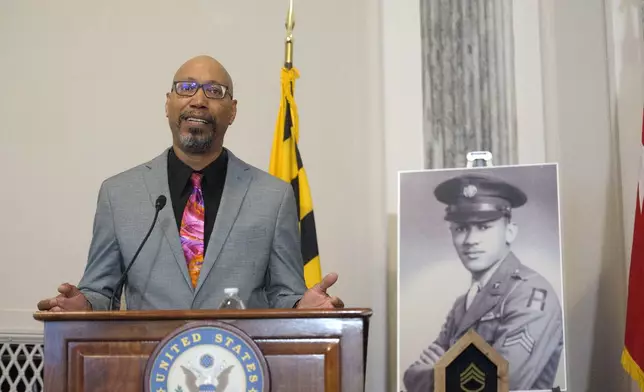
[177,354,234,392]
[145,321,270,392]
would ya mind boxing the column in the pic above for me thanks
[420,0,517,168]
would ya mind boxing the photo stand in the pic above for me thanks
[466,151,494,168]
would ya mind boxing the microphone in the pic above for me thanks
[108,195,167,311]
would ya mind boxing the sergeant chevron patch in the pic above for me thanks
[503,328,535,354]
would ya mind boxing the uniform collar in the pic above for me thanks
[471,250,513,289]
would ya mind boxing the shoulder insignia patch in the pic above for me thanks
[503,327,535,354]
[527,288,547,311]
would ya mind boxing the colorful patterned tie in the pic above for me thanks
[180,173,205,288]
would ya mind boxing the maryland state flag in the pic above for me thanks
[622,109,644,391]
[269,66,322,288]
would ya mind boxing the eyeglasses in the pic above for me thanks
[172,81,232,99]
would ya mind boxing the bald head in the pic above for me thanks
[172,55,234,96]
[165,55,238,163]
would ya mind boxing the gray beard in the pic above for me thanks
[178,129,213,154]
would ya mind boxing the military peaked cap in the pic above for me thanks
[434,173,527,223]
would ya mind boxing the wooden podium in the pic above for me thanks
[33,308,372,392]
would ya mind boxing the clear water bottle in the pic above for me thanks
[218,288,246,309]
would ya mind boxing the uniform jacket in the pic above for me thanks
[77,148,307,310]
[403,252,564,391]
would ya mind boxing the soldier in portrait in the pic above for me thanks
[403,174,564,392]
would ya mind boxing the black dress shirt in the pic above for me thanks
[167,148,228,254]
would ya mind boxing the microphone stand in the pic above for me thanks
[108,196,166,311]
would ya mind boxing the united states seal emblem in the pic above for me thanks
[144,321,269,392]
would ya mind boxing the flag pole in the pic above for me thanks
[284,0,294,70]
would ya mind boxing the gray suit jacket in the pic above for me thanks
[77,148,307,310]
[403,253,564,391]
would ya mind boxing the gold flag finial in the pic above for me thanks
[284,0,294,68]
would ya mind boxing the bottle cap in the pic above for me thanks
[224,288,239,295]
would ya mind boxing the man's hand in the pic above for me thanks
[36,283,91,312]
[296,273,345,309]
[416,343,445,366]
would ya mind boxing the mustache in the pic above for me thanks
[179,111,216,125]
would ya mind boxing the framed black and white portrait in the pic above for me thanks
[398,163,568,392]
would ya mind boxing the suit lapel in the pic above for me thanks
[194,151,251,296]
[142,149,194,291]
[454,253,521,337]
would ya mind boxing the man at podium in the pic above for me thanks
[37,55,343,313]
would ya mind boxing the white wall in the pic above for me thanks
[382,0,639,390]
[514,0,547,164]
[3,0,641,390]
[380,0,550,390]
[539,0,632,390]
[605,0,643,391]
[0,1,388,390]
[379,0,424,388]
[606,0,644,266]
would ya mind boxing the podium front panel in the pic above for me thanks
[259,339,341,392]
[37,310,370,392]
[68,341,155,392]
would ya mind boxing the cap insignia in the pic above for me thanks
[463,184,477,198]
